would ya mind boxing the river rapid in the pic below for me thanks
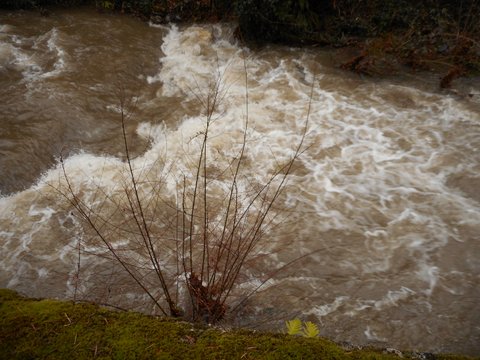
[1,7,479,355]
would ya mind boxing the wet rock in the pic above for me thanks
[385,347,403,357]
[411,352,437,360]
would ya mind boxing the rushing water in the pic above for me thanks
[1,7,480,355]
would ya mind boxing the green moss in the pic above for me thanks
[0,290,476,360]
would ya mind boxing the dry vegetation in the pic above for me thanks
[52,69,311,323]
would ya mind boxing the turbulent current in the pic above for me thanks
[1,8,479,356]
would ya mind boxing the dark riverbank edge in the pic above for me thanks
[1,289,476,359]
[1,0,479,87]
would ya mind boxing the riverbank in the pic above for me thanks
[0,289,476,359]
[1,1,479,86]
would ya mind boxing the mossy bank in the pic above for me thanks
[0,289,476,360]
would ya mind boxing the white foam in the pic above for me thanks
[373,287,416,310]
[9,45,41,77]
[147,25,246,100]
[306,296,349,317]
[148,22,170,31]
[416,264,440,296]
[54,38,480,351]
[0,24,13,33]
[40,28,68,78]
[37,268,49,278]
[364,326,387,342]
[28,205,56,222]
[0,48,11,70]
[0,27,70,81]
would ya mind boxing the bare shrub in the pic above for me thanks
[54,67,312,323]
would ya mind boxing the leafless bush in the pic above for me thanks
[54,67,312,323]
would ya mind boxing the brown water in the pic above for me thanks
[1,8,480,355]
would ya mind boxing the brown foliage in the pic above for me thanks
[440,66,466,89]
[340,53,374,75]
